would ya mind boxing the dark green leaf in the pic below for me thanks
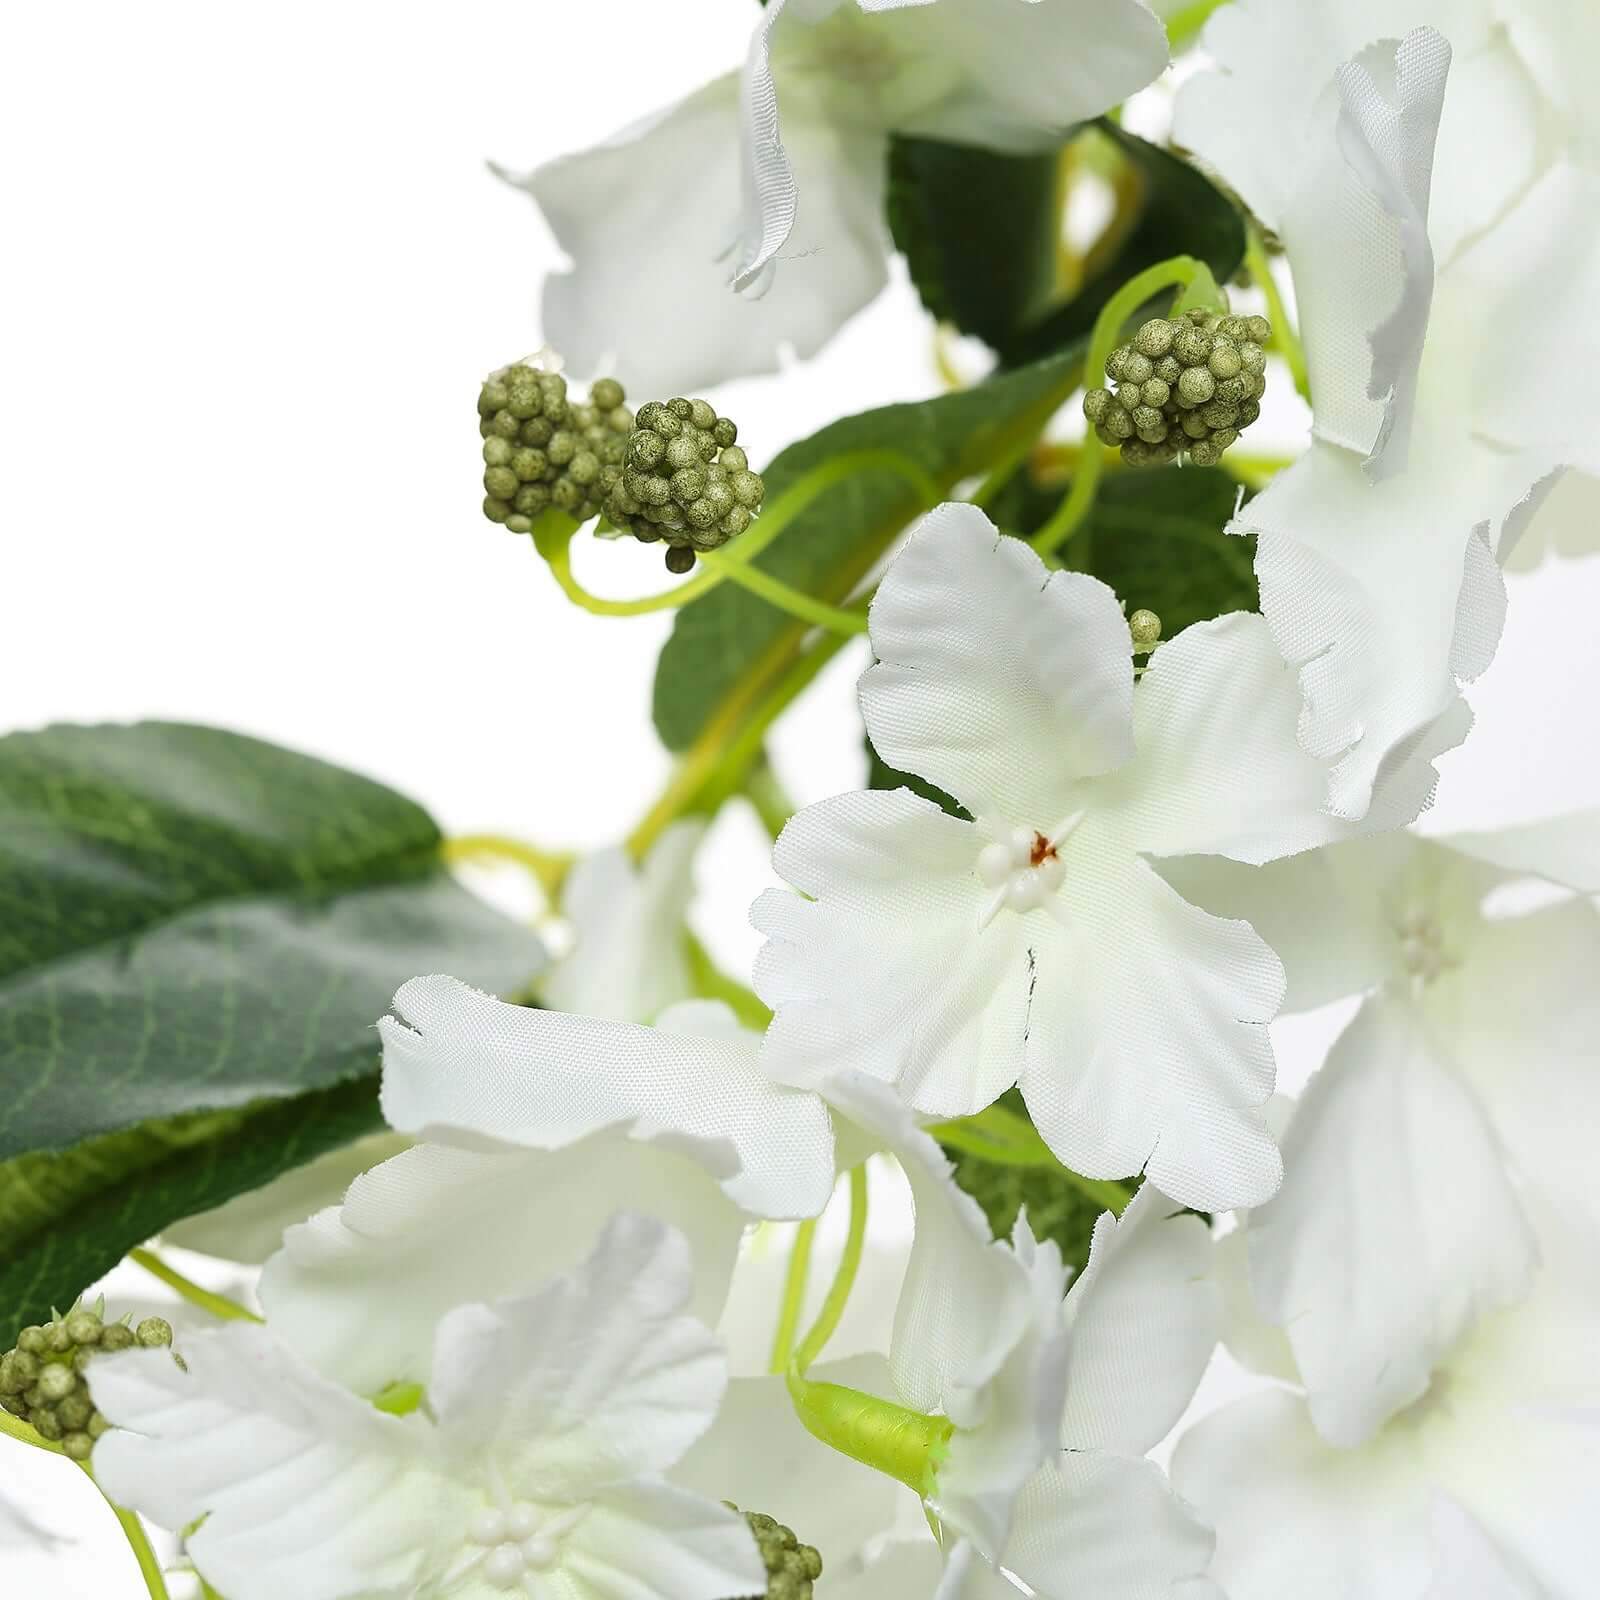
[1001,122,1247,368]
[653,344,1086,753]
[0,721,543,1335]
[887,136,1064,350]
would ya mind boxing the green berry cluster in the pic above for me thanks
[604,398,765,574]
[1083,310,1272,467]
[724,1506,822,1600]
[0,1306,175,1461]
[480,365,635,533]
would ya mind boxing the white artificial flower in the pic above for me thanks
[259,978,837,1396]
[503,0,1169,393]
[1165,809,1600,1446]
[808,1075,1223,1596]
[752,500,1383,1213]
[90,1214,767,1600]
[1173,1192,1600,1598]
[538,821,704,1024]
[1173,4,1600,819]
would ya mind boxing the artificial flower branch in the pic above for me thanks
[770,1217,820,1375]
[792,1166,870,1374]
[127,1251,261,1326]
[441,834,574,901]
[1244,223,1310,402]
[1031,255,1207,558]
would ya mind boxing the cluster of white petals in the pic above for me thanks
[503,0,1169,393]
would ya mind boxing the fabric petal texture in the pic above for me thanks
[379,976,836,1219]
[1248,995,1538,1447]
[90,1326,450,1600]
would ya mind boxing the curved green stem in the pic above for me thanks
[793,1166,869,1373]
[442,834,573,901]
[1032,255,1206,559]
[785,1371,952,1498]
[539,450,939,627]
[769,1219,819,1375]
[683,930,771,1030]
[107,1497,172,1600]
[129,1249,262,1324]
[1246,223,1310,403]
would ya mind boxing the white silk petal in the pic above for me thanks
[515,73,888,394]
[1422,1499,1542,1600]
[1019,850,1285,1213]
[560,1480,767,1600]
[428,1214,725,1494]
[163,1130,411,1264]
[540,822,702,1024]
[90,1327,451,1600]
[1092,612,1346,865]
[755,790,1034,1117]
[1443,808,1600,895]
[1172,1390,1436,1600]
[260,1138,745,1396]
[861,503,1135,824]
[1158,833,1410,1015]
[1248,995,1537,1448]
[1059,1186,1220,1456]
[378,977,836,1220]
[1000,1453,1218,1600]
[671,1357,904,1574]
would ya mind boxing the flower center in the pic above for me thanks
[977,826,1067,915]
[1393,908,1456,984]
[468,1502,573,1591]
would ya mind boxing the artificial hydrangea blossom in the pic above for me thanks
[502,0,1168,393]
[1164,810,1600,1446]
[259,978,836,1396]
[537,820,704,1023]
[1175,1191,1600,1598]
[1174,6,1600,819]
[90,1214,768,1600]
[754,501,1389,1212]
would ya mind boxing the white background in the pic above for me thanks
[3,2,1597,1593]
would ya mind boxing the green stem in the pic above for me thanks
[108,1497,173,1600]
[1032,255,1205,559]
[785,1371,952,1498]
[1246,223,1310,403]
[682,930,771,1030]
[744,759,797,841]
[769,1220,818,1374]
[538,450,939,627]
[627,629,854,860]
[793,1166,869,1373]
[441,834,573,901]
[129,1249,262,1324]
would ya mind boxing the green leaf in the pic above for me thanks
[653,344,1086,754]
[0,721,544,1335]
[1001,122,1247,368]
[943,1094,1122,1277]
[887,136,1064,350]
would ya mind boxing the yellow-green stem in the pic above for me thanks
[0,1408,63,1454]
[442,834,573,901]
[683,930,771,1030]
[769,1219,819,1374]
[1246,224,1311,403]
[129,1249,262,1324]
[108,1496,173,1600]
[793,1166,870,1373]
[1032,256,1205,559]
[696,546,868,636]
[744,759,797,841]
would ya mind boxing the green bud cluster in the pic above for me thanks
[0,1306,175,1460]
[479,365,635,533]
[723,1506,822,1600]
[1082,310,1272,467]
[604,398,765,574]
